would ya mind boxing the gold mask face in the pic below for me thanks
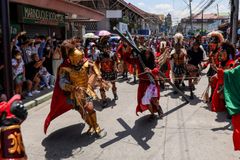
[69,49,84,66]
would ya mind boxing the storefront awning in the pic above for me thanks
[10,0,105,21]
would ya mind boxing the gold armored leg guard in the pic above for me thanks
[89,111,107,138]
[78,106,94,135]
[84,114,95,134]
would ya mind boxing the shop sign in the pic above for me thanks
[18,5,65,26]
[106,10,122,18]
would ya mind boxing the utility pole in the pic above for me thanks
[189,0,193,31]
[231,0,239,44]
[0,0,14,99]
[201,10,204,35]
[217,4,219,17]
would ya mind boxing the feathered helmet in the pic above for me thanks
[174,33,184,45]
[160,41,167,49]
[207,31,224,44]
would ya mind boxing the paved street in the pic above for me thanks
[22,75,240,160]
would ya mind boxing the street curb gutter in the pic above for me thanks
[24,92,53,110]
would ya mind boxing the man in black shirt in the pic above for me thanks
[25,53,43,96]
[188,42,204,66]
[187,41,204,99]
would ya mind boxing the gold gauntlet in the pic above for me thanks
[63,84,75,92]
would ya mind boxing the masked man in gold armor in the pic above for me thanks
[44,42,107,138]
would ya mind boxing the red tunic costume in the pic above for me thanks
[137,69,160,115]
[124,53,160,115]
[232,114,240,150]
[211,60,235,112]
[117,44,135,74]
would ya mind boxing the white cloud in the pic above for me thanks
[148,3,173,14]
[145,3,187,24]
[155,4,173,11]
[137,2,145,6]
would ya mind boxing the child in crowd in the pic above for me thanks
[12,51,25,96]
[39,65,55,89]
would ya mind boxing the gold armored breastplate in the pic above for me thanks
[67,62,89,88]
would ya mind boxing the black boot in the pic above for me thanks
[173,82,179,94]
[133,75,137,84]
[160,81,165,90]
[157,105,164,119]
[189,84,194,99]
[124,72,128,80]
[182,81,186,87]
[190,92,194,100]
[114,93,118,100]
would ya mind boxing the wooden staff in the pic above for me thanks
[114,27,189,103]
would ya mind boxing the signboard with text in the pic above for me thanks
[18,5,65,26]
[106,10,122,18]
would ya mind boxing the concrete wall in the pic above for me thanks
[97,18,110,31]
[182,20,221,33]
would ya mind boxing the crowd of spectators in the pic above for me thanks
[0,31,63,101]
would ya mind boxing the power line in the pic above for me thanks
[192,0,207,11]
[192,0,209,13]
[193,0,216,18]
[192,0,211,14]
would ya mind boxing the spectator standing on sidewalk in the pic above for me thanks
[52,43,62,77]
[38,36,47,59]
[43,40,53,75]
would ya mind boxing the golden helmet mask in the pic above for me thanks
[68,48,84,66]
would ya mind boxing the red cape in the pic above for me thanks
[211,60,235,112]
[44,61,73,134]
[211,69,226,112]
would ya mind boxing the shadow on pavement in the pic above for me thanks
[189,95,202,105]
[93,98,117,111]
[117,77,131,83]
[100,116,157,150]
[211,122,232,132]
[42,123,95,160]
[163,102,189,117]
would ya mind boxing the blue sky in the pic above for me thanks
[125,0,230,24]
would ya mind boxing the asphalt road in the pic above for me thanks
[21,75,240,160]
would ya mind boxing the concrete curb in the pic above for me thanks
[24,91,53,110]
